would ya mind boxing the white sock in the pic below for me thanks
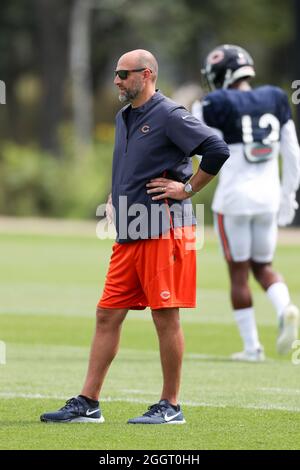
[234,307,261,352]
[266,282,290,320]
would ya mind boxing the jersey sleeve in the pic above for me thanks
[192,99,224,139]
[165,107,216,156]
[202,91,231,131]
[276,88,292,126]
[280,119,300,194]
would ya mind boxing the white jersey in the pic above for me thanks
[212,142,280,215]
[192,86,300,216]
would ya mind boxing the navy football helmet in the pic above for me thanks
[202,44,255,90]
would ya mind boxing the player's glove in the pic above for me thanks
[277,191,299,227]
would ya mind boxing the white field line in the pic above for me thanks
[0,304,279,326]
[121,349,277,362]
[0,345,278,362]
[1,392,300,413]
[121,387,300,396]
[120,349,232,359]
[0,217,299,245]
[258,387,300,395]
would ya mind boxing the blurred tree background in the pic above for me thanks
[0,0,299,222]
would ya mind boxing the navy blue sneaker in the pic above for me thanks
[40,396,105,423]
[127,399,186,424]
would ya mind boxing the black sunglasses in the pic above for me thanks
[114,68,148,80]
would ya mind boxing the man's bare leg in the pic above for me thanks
[81,308,128,400]
[152,308,184,406]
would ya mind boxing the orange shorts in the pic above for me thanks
[98,226,196,310]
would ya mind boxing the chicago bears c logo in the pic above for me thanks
[160,291,171,300]
[141,125,150,133]
[207,49,224,64]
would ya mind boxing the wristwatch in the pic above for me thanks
[184,182,195,195]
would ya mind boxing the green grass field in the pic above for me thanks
[0,220,300,450]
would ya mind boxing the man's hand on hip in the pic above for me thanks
[146,178,188,201]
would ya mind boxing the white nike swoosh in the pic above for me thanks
[163,411,181,422]
[86,408,99,416]
[182,115,190,120]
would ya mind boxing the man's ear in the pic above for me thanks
[144,69,152,80]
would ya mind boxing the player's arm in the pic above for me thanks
[191,96,225,167]
[147,135,229,201]
[278,119,300,226]
[280,120,300,193]
[191,99,224,139]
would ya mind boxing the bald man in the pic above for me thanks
[40,50,229,425]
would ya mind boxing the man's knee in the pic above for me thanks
[228,261,250,285]
[152,309,180,332]
[95,307,127,330]
[251,261,270,282]
[251,261,281,288]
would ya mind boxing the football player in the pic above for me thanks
[192,44,300,361]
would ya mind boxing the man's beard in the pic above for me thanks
[118,85,141,104]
